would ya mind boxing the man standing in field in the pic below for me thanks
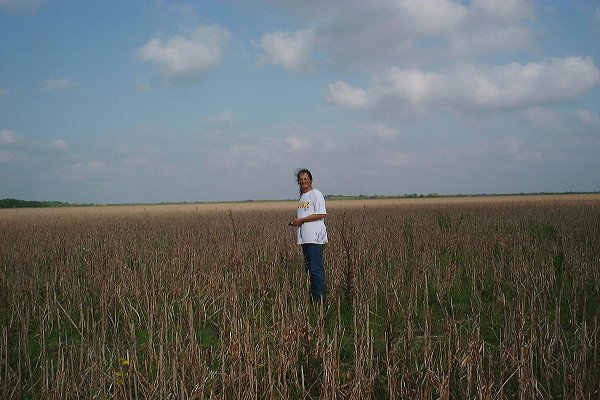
[290,169,328,303]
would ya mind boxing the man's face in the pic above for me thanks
[298,173,312,192]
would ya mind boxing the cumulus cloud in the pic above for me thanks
[502,135,543,163]
[383,150,421,167]
[576,109,600,126]
[257,29,315,71]
[136,25,230,82]
[206,126,334,175]
[325,81,368,109]
[267,0,535,69]
[0,129,18,145]
[327,57,600,113]
[57,160,109,182]
[524,107,559,129]
[361,122,399,140]
[47,139,69,151]
[285,135,310,152]
[40,78,74,92]
[203,112,235,126]
[1,128,69,155]
[471,0,533,22]
[0,150,17,163]
[397,0,468,36]
[136,81,152,93]
[369,68,445,107]
[447,26,533,57]
[209,142,274,171]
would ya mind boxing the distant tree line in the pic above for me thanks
[0,198,70,208]
[324,193,441,200]
[324,191,598,201]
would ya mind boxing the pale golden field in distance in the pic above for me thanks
[3,192,599,218]
[1,194,599,399]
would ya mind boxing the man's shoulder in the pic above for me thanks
[311,188,324,197]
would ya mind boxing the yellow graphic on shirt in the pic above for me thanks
[298,201,310,209]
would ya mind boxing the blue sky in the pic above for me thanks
[1,0,599,204]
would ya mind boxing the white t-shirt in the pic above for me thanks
[296,189,328,244]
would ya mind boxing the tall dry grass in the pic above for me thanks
[1,198,599,399]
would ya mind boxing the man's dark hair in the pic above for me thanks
[296,169,313,195]
[296,168,312,181]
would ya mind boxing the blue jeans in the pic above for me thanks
[301,243,325,302]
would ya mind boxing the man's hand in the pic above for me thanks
[290,218,303,226]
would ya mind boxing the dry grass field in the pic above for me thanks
[1,194,599,399]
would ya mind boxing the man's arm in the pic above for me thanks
[291,213,326,226]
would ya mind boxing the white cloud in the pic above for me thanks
[397,0,468,36]
[383,150,421,167]
[0,150,16,163]
[502,135,543,163]
[576,109,600,126]
[285,136,310,152]
[58,160,109,182]
[328,57,600,113]
[210,142,273,171]
[267,0,535,69]
[136,81,152,93]
[0,129,18,145]
[594,8,600,26]
[205,127,336,176]
[203,112,235,126]
[447,25,533,56]
[325,81,368,109]
[47,139,69,151]
[0,130,70,167]
[258,29,315,71]
[0,0,44,12]
[471,0,533,22]
[450,0,533,56]
[524,107,558,129]
[370,68,445,107]
[361,122,399,140]
[136,25,230,82]
[471,57,600,108]
[40,79,74,92]
[1,129,69,156]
